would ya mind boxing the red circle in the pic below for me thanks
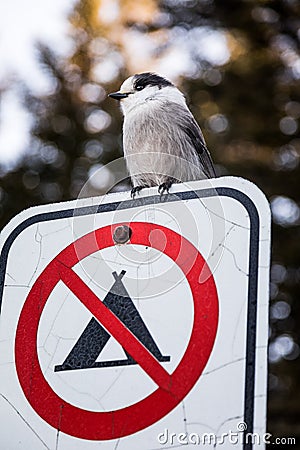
[15,222,218,440]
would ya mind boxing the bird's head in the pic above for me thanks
[108,72,186,114]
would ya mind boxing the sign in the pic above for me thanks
[15,222,218,440]
[0,177,270,449]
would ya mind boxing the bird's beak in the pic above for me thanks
[108,91,129,100]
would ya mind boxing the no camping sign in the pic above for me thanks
[0,178,270,449]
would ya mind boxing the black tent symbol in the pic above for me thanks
[54,270,170,372]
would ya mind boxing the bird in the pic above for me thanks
[109,72,216,197]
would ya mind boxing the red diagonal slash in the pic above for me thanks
[57,261,172,391]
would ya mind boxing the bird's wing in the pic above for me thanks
[168,102,216,178]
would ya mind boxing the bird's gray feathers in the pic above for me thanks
[172,104,216,178]
[123,100,215,187]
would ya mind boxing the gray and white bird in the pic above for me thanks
[109,72,216,196]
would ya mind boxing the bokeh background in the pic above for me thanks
[0,0,299,443]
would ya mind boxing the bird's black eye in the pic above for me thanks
[135,84,145,91]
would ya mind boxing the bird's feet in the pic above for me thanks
[131,185,147,198]
[158,178,174,196]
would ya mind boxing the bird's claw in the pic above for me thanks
[131,186,145,198]
[158,180,173,196]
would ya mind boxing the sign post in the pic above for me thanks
[0,177,270,449]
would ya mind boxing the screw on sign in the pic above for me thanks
[15,222,218,440]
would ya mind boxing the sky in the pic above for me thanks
[0,0,74,92]
[0,0,75,166]
[0,0,232,169]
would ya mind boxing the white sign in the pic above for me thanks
[0,177,270,449]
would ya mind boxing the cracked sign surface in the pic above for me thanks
[0,177,270,449]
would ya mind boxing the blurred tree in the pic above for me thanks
[0,0,299,441]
